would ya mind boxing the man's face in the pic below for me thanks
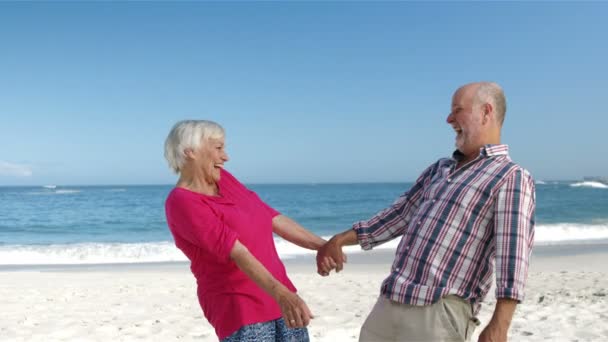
[446,86,485,157]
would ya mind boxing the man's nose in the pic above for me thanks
[446,112,454,124]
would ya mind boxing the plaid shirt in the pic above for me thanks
[354,144,535,313]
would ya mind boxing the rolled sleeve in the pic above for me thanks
[354,194,410,250]
[167,195,239,262]
[248,190,281,219]
[354,162,437,250]
[493,168,536,302]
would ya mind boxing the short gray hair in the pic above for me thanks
[475,82,507,125]
[164,120,225,173]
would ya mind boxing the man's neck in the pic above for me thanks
[454,145,482,170]
[455,138,502,169]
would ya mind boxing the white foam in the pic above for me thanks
[26,189,82,195]
[570,181,608,189]
[0,237,400,266]
[0,242,186,265]
[535,180,546,185]
[274,235,400,259]
[2,223,608,265]
[535,223,608,244]
[54,189,82,194]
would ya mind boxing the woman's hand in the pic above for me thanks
[230,240,314,329]
[274,288,314,329]
[316,232,352,276]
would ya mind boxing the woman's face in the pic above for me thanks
[197,136,229,184]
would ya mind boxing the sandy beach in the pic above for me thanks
[2,244,607,342]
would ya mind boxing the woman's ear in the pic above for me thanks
[184,148,195,160]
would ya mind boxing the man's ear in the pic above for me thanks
[482,103,494,124]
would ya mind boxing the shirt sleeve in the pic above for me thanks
[260,198,281,218]
[353,162,437,250]
[493,167,536,302]
[222,168,281,218]
[166,194,239,262]
[248,189,281,218]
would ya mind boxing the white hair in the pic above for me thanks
[164,120,225,173]
[474,82,507,125]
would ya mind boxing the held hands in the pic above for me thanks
[274,288,313,329]
[316,235,347,276]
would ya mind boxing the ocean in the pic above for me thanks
[1,180,607,265]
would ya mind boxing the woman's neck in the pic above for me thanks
[177,171,218,196]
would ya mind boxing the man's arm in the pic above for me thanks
[485,168,536,341]
[353,162,439,251]
[316,162,439,275]
[478,299,517,342]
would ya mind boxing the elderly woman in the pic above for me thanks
[164,120,329,342]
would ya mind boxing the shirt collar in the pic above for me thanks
[481,144,509,157]
[452,144,509,161]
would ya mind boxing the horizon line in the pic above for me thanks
[0,179,586,188]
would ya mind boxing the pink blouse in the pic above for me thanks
[165,169,296,340]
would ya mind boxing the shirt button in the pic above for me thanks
[418,221,422,225]
[432,199,436,203]
[395,268,400,272]
[447,178,451,183]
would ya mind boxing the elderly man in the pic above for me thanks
[317,82,536,342]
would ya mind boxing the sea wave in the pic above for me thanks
[54,189,82,194]
[25,189,82,195]
[0,242,186,265]
[0,237,399,265]
[570,181,608,189]
[3,222,608,265]
[534,223,608,244]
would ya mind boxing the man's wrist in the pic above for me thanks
[334,229,355,246]
[487,319,509,332]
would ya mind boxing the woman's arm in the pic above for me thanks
[230,239,313,328]
[271,215,326,250]
[272,215,346,275]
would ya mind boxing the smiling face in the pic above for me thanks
[446,84,486,159]
[194,136,229,185]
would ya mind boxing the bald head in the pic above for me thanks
[447,82,505,160]
[463,82,507,126]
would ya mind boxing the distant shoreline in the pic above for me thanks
[0,179,596,187]
[0,182,415,188]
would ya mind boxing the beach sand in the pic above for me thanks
[1,244,607,341]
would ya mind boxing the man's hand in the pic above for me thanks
[477,322,508,342]
[316,236,347,276]
[478,298,517,342]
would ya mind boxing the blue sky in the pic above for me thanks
[1,2,607,185]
